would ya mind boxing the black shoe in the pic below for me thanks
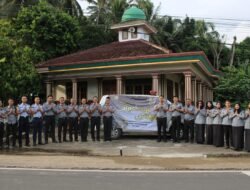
[163,139,167,143]
[19,144,22,148]
[75,139,78,142]
[33,143,36,147]
[157,139,161,142]
[38,143,44,145]
[45,141,48,144]
[25,144,31,147]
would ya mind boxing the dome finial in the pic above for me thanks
[121,5,146,22]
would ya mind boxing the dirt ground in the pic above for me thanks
[0,152,250,170]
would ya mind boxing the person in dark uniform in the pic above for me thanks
[221,100,233,149]
[56,97,68,143]
[102,97,115,142]
[154,95,168,142]
[30,97,44,146]
[67,98,79,142]
[183,99,195,143]
[230,103,245,151]
[43,95,57,144]
[205,101,214,145]
[0,100,5,149]
[90,96,102,142]
[244,103,250,152]
[212,101,224,147]
[169,96,183,143]
[194,100,206,144]
[79,98,90,142]
[5,98,17,148]
[17,95,31,147]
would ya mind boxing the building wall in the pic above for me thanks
[87,79,98,99]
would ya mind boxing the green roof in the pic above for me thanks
[121,6,146,22]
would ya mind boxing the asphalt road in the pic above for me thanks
[0,168,250,190]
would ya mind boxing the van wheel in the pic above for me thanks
[111,128,122,140]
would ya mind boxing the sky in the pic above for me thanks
[77,0,250,43]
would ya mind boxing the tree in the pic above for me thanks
[0,0,83,18]
[214,66,250,107]
[0,20,41,101]
[13,1,82,61]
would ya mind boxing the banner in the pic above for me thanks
[101,95,168,132]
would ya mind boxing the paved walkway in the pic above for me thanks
[4,136,249,158]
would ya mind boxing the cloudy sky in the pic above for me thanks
[77,0,250,43]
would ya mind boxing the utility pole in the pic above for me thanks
[229,36,237,67]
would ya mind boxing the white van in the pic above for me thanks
[100,95,173,139]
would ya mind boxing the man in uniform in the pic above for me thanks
[90,96,102,142]
[169,96,183,143]
[102,97,115,142]
[30,97,43,146]
[67,98,79,142]
[154,95,168,142]
[56,97,68,143]
[183,99,195,143]
[0,99,5,149]
[17,95,31,147]
[5,98,18,148]
[79,98,90,142]
[43,95,57,144]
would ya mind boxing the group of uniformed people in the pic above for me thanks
[154,96,250,152]
[0,94,250,152]
[0,95,114,149]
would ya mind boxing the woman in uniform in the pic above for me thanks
[205,101,214,145]
[244,103,250,152]
[230,103,245,151]
[194,100,206,144]
[212,101,224,147]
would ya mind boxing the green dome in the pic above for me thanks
[121,6,146,22]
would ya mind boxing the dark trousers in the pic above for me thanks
[44,116,56,143]
[68,117,78,141]
[103,116,112,141]
[184,120,194,142]
[223,125,233,147]
[6,123,17,147]
[195,124,205,144]
[79,117,89,141]
[232,126,244,150]
[245,129,250,152]
[0,122,4,147]
[58,118,67,142]
[18,116,30,146]
[172,116,181,142]
[206,124,213,145]
[213,124,224,147]
[156,117,167,141]
[32,118,43,145]
[91,116,101,141]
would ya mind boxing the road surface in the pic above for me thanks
[0,168,250,190]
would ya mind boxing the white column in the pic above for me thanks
[72,79,78,100]
[116,75,123,95]
[197,80,203,101]
[192,78,197,104]
[184,72,192,102]
[152,74,159,95]
[45,81,52,97]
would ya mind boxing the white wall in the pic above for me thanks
[118,26,149,42]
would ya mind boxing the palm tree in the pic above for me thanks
[0,0,83,18]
